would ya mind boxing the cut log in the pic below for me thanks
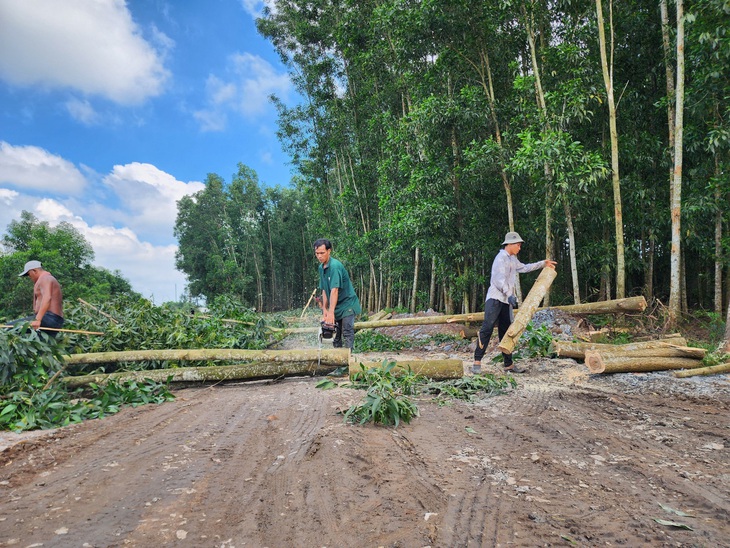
[673,362,730,378]
[497,267,558,354]
[64,348,351,367]
[581,346,705,361]
[554,337,688,360]
[550,296,647,315]
[584,351,704,374]
[349,359,464,380]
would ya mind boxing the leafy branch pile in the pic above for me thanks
[0,295,284,432]
[64,295,283,374]
[0,326,174,432]
[320,361,517,428]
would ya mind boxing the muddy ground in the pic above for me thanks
[1,315,729,547]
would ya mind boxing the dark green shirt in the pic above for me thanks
[318,257,362,320]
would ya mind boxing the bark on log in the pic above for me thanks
[497,268,558,354]
[584,351,704,374]
[673,362,730,378]
[64,348,351,367]
[581,346,705,361]
[554,337,688,359]
[349,359,464,380]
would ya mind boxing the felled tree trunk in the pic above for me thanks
[673,362,730,378]
[584,351,703,374]
[349,359,464,380]
[497,267,558,354]
[281,296,649,334]
[554,337,688,360]
[63,360,347,388]
[582,346,705,361]
[551,295,647,315]
[64,348,351,367]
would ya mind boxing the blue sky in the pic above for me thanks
[0,0,295,304]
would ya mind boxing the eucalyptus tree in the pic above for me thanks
[175,173,254,304]
[259,0,397,310]
[595,0,626,299]
[668,0,686,324]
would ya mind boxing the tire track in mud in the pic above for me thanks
[448,380,730,546]
[1,368,728,547]
[1,390,217,547]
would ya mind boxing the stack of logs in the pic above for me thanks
[554,334,708,375]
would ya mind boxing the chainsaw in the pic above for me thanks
[318,321,336,343]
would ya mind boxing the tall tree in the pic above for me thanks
[668,0,686,324]
[595,0,626,299]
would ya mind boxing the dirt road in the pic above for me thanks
[1,356,728,547]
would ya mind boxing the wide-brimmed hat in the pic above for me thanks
[19,260,42,277]
[501,232,524,246]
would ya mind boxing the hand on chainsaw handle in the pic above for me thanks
[508,295,518,309]
[322,309,335,325]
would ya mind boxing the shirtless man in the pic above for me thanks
[18,260,65,336]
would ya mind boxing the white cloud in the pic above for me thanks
[0,152,203,304]
[0,188,19,205]
[0,141,87,194]
[0,0,170,105]
[103,163,205,242]
[193,52,291,131]
[240,0,263,18]
[26,201,186,303]
[65,97,100,126]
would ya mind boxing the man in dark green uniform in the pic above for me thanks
[314,238,362,350]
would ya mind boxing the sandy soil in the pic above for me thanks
[1,331,729,547]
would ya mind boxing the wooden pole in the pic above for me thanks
[64,348,351,366]
[0,325,105,335]
[497,267,558,354]
[300,288,319,318]
[673,362,730,377]
[78,298,119,323]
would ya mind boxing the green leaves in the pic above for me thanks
[344,361,422,427]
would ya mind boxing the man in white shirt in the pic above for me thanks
[473,232,556,374]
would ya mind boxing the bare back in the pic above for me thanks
[33,273,64,317]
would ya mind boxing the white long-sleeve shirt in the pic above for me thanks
[485,249,546,304]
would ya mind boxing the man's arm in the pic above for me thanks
[323,288,339,324]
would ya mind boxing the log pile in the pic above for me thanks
[557,337,708,374]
